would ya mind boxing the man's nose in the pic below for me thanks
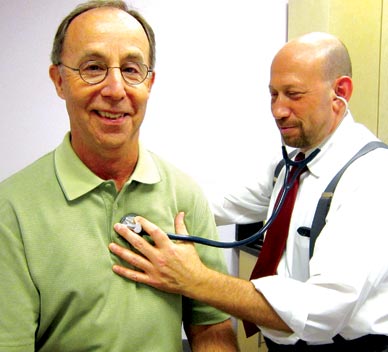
[100,67,126,100]
[271,96,291,120]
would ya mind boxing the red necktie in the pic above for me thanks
[243,152,306,337]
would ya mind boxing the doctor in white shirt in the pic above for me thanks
[109,32,388,351]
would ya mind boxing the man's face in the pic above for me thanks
[269,47,339,152]
[50,8,154,159]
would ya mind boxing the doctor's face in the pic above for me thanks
[269,47,339,152]
[49,7,154,159]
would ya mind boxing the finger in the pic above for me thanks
[111,264,149,284]
[113,223,159,261]
[108,242,153,273]
[174,212,188,235]
[114,222,138,243]
[134,216,172,248]
[112,264,178,294]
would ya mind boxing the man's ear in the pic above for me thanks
[334,76,353,101]
[49,65,65,100]
[146,70,156,93]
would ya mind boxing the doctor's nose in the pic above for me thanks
[271,97,291,120]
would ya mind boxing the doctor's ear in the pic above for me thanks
[334,76,353,102]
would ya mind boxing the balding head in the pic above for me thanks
[275,32,352,82]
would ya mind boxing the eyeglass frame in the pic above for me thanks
[58,60,153,86]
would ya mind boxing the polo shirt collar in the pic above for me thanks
[54,133,161,201]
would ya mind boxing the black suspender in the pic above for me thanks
[273,141,388,259]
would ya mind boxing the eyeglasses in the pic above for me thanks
[59,60,153,85]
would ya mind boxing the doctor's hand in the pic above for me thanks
[109,213,209,297]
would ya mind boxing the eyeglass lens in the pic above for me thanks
[79,61,149,85]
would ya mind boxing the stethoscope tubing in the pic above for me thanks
[167,147,320,248]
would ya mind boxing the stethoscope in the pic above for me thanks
[120,96,348,248]
[120,147,320,248]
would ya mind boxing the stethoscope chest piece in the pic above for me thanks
[120,213,143,234]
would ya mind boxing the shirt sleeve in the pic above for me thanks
[0,198,38,351]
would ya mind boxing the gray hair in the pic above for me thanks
[50,0,156,69]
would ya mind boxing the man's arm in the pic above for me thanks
[185,320,239,352]
[108,213,290,332]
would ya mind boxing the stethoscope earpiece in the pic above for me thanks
[335,95,349,112]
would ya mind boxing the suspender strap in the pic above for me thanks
[273,141,388,259]
[309,141,388,258]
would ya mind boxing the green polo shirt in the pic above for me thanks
[0,134,229,352]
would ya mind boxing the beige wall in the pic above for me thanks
[288,0,387,143]
[379,2,388,142]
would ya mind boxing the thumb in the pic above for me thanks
[174,212,188,235]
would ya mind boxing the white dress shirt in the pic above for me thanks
[212,113,388,344]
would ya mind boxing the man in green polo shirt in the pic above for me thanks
[0,1,237,351]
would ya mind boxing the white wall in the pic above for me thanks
[0,0,287,274]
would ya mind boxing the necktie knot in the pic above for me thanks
[290,152,307,179]
[295,152,305,162]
